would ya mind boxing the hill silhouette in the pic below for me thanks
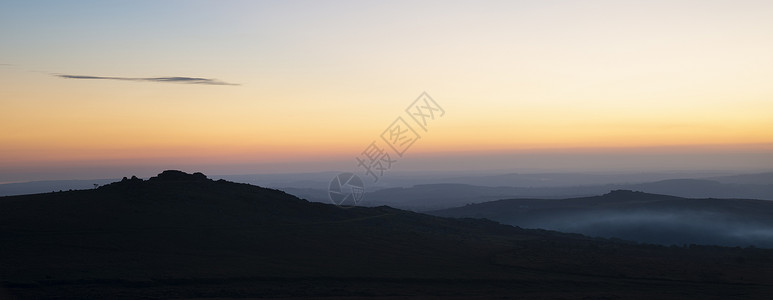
[2,171,773,299]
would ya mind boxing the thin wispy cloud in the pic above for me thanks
[54,74,239,86]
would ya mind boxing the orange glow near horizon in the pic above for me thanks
[2,1,773,181]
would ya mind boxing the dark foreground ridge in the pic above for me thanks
[2,171,773,299]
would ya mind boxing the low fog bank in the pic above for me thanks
[517,210,773,248]
[431,191,773,248]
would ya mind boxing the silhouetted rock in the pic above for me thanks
[119,175,142,183]
[149,170,209,182]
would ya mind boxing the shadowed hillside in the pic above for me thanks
[2,172,773,299]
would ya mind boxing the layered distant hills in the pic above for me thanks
[4,172,772,209]
[284,177,773,211]
[2,171,773,299]
[274,172,773,211]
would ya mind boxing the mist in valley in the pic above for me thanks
[518,210,773,248]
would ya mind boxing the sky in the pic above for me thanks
[1,0,772,183]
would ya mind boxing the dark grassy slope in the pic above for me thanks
[430,190,773,247]
[2,171,773,299]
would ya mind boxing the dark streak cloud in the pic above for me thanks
[54,74,239,86]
